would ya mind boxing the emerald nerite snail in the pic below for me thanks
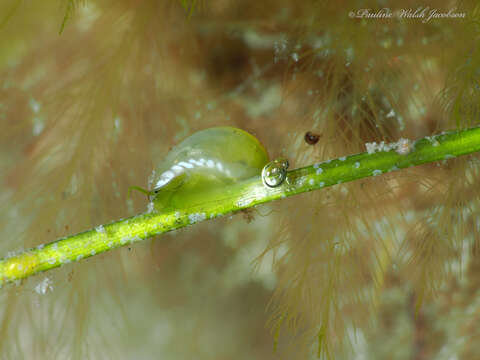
[131,127,288,211]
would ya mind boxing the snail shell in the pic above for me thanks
[151,127,270,210]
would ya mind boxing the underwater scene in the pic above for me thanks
[0,1,479,359]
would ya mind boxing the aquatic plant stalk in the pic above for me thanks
[1,125,480,287]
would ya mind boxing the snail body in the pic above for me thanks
[150,127,270,210]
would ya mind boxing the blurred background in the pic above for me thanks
[1,0,480,359]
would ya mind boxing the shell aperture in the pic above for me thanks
[150,127,270,210]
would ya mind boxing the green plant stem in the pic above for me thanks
[2,125,480,287]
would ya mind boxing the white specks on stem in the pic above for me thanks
[296,177,306,186]
[366,141,393,154]
[425,136,440,147]
[188,213,207,224]
[395,138,413,155]
[372,169,382,176]
[365,137,413,155]
[95,225,106,234]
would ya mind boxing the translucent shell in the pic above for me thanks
[151,127,270,210]
[261,158,289,188]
